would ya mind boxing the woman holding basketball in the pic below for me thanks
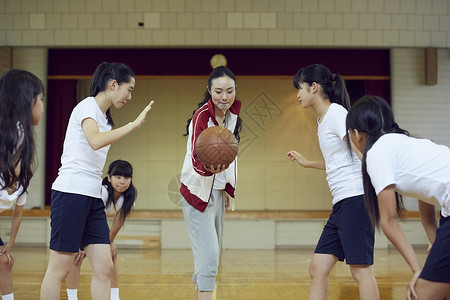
[1,69,45,300]
[286,64,379,299]
[180,65,242,300]
[40,62,154,300]
[346,95,450,300]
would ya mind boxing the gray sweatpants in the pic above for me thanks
[182,189,225,291]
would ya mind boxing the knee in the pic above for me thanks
[0,254,13,272]
[52,263,74,282]
[309,261,324,279]
[350,265,374,282]
[94,260,114,279]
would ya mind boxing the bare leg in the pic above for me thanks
[308,253,338,300]
[197,290,213,300]
[65,262,82,289]
[111,256,119,288]
[349,265,379,300]
[415,278,450,300]
[0,252,13,295]
[85,244,114,300]
[40,250,76,300]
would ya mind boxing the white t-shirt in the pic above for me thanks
[367,134,450,216]
[0,180,26,213]
[100,185,135,215]
[52,97,112,198]
[318,103,364,204]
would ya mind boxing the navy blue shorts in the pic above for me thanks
[0,237,3,246]
[420,215,450,282]
[315,195,375,265]
[50,190,110,253]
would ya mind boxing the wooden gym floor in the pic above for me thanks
[10,245,428,299]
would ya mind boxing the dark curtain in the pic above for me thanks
[48,48,391,77]
[364,80,391,104]
[45,79,77,205]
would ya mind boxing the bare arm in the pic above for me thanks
[418,200,438,244]
[378,185,421,299]
[379,186,421,272]
[109,211,125,261]
[0,204,24,264]
[286,150,325,170]
[83,101,154,150]
[8,204,23,249]
[109,212,125,243]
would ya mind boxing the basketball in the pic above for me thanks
[195,126,238,168]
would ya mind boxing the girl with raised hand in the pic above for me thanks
[0,69,45,300]
[347,95,450,300]
[286,64,379,299]
[40,62,153,300]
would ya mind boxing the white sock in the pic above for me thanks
[111,287,120,300]
[2,293,14,300]
[66,288,78,300]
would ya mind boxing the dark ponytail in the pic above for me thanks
[293,64,350,110]
[91,62,135,127]
[346,95,408,228]
[183,66,242,142]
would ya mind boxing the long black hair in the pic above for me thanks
[293,64,350,110]
[346,95,409,228]
[103,160,137,223]
[91,62,135,127]
[0,69,44,193]
[183,66,242,142]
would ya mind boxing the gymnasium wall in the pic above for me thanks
[0,0,449,48]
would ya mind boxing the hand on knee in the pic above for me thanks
[0,254,13,273]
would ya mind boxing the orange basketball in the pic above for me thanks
[195,126,238,168]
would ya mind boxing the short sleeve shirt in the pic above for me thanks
[0,180,26,213]
[101,185,135,215]
[52,97,112,198]
[367,134,450,216]
[318,103,364,204]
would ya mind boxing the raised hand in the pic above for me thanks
[132,100,154,129]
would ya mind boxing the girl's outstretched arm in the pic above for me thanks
[418,200,438,245]
[109,212,125,243]
[378,185,421,300]
[83,101,154,150]
[0,204,24,264]
[286,150,325,170]
[109,212,125,261]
